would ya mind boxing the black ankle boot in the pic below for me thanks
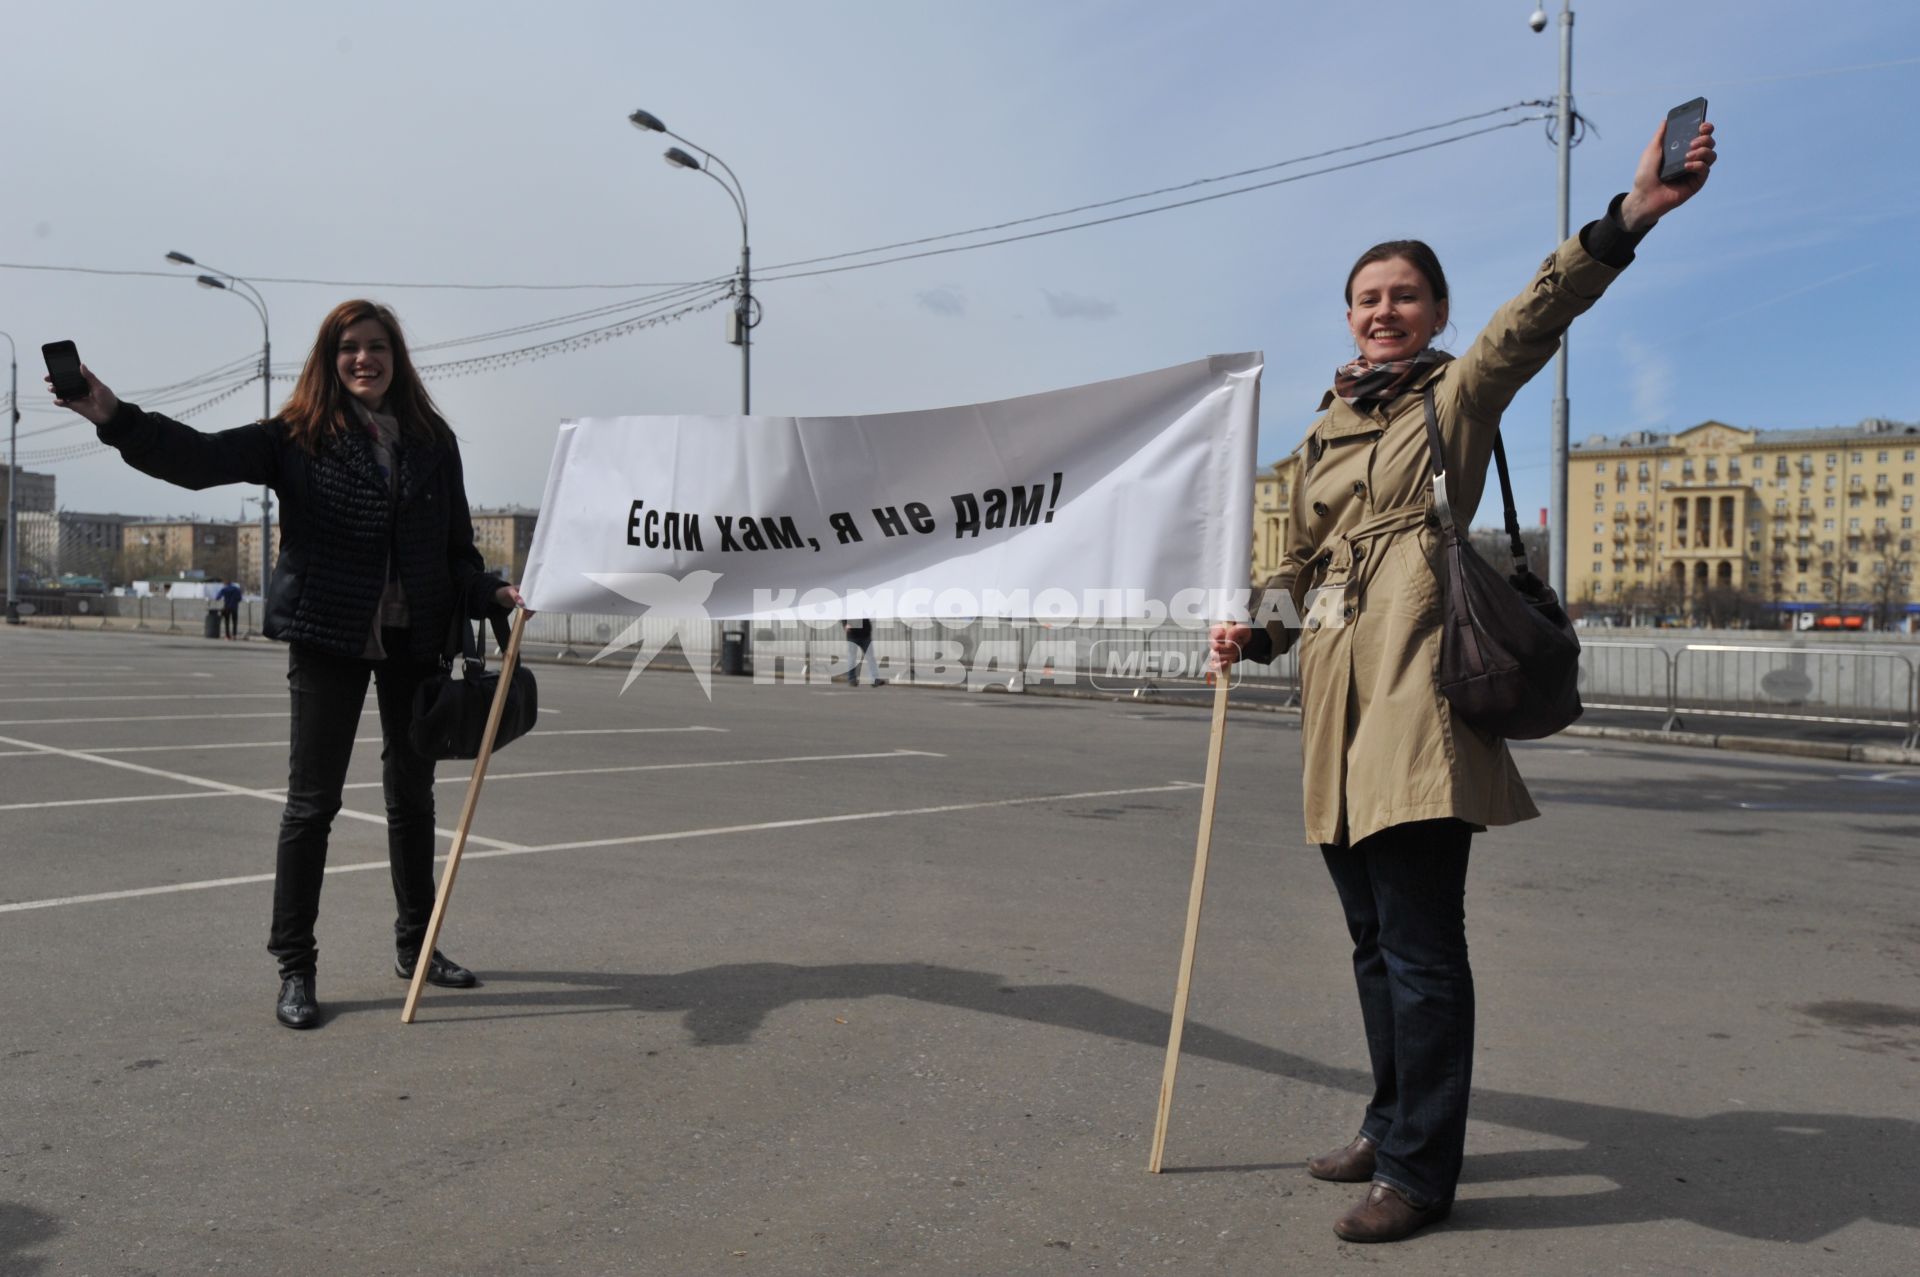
[276,974,319,1029]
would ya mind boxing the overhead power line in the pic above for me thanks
[760,101,1549,274]
[0,101,1547,295]
[754,113,1549,284]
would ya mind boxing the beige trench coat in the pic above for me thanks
[1258,233,1627,846]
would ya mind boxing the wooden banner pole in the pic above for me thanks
[401,608,528,1024]
[1147,669,1232,1172]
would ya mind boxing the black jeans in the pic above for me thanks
[221,607,238,638]
[268,631,440,978]
[1320,818,1474,1207]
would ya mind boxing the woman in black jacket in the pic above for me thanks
[55,299,524,1030]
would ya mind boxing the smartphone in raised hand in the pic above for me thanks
[42,340,90,401]
[1660,97,1708,183]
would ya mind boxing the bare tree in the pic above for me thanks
[1865,532,1913,631]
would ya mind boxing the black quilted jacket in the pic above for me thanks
[97,402,508,662]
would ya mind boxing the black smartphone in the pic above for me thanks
[42,340,91,401]
[1660,97,1708,183]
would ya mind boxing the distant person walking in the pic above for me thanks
[217,579,243,639]
[53,299,526,1031]
[1211,116,1717,1242]
[844,617,882,687]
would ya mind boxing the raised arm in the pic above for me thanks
[1444,116,1717,483]
[56,364,279,491]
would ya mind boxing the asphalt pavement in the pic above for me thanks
[1,625,1915,1275]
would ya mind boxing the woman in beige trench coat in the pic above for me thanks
[1211,114,1717,1243]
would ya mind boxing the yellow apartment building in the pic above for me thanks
[1569,417,1918,622]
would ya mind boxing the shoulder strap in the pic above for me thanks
[1421,385,1529,573]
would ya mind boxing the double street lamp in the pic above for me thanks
[165,250,275,601]
[2,329,17,623]
[1532,1,1576,602]
[628,109,758,413]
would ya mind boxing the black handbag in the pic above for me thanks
[1422,386,1582,740]
[409,611,539,761]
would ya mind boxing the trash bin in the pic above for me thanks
[720,628,746,677]
[203,609,222,639]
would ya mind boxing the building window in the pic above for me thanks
[1595,462,1606,472]
[1660,460,1671,471]
[1879,451,1890,463]
[1595,484,1605,495]
[1825,497,1836,509]
[1824,518,1835,530]
[1592,562,1603,575]
[1849,518,1861,531]
[1851,452,1863,463]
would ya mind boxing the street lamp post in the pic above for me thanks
[1532,1,1575,601]
[628,109,756,414]
[2,329,18,623]
[166,251,274,601]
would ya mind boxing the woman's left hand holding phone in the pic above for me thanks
[47,365,121,426]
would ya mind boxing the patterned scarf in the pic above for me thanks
[1332,348,1446,409]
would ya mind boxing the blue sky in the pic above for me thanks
[3,0,1916,527]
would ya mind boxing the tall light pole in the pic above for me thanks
[628,109,757,413]
[2,329,18,623]
[166,251,274,598]
[1532,2,1574,600]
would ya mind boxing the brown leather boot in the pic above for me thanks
[1332,1181,1452,1243]
[1306,1134,1377,1182]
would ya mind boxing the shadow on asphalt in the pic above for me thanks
[330,960,1916,1243]
[0,1201,58,1276]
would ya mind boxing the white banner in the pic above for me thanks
[520,353,1261,620]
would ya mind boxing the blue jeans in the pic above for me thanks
[1320,818,1474,1206]
[846,639,878,685]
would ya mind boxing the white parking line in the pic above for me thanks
[0,712,290,726]
[346,748,946,790]
[0,749,945,808]
[0,733,523,852]
[0,725,721,757]
[0,780,1202,914]
[0,791,251,813]
[0,692,286,705]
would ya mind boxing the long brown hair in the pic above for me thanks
[277,299,453,453]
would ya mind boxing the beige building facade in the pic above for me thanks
[472,506,538,584]
[1569,417,1918,621]
[234,521,284,594]
[1251,452,1302,585]
[121,519,239,584]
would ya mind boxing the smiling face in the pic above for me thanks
[334,317,394,410]
[1346,257,1449,364]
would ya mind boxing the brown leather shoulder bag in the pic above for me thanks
[1422,385,1583,740]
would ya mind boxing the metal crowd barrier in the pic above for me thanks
[1580,639,1919,747]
